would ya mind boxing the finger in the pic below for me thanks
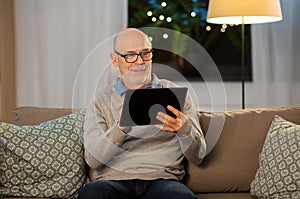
[157,113,181,132]
[167,105,182,119]
[157,112,178,126]
[155,124,163,129]
[155,124,176,132]
[156,112,167,123]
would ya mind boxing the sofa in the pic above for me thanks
[1,105,300,199]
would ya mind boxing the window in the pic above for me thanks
[128,0,252,81]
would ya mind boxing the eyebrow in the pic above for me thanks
[124,49,151,54]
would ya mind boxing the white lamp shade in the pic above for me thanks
[206,0,282,24]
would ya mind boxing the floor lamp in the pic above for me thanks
[206,0,282,109]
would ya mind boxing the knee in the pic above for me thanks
[78,183,97,199]
[152,181,196,199]
[164,189,196,199]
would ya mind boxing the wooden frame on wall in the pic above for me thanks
[0,0,16,122]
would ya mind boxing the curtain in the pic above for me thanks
[14,0,127,109]
[251,0,300,107]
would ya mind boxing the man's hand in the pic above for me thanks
[117,103,129,131]
[155,105,191,133]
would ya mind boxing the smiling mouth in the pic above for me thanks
[131,66,147,72]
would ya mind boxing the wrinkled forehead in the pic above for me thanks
[114,29,152,52]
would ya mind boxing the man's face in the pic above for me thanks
[111,29,153,89]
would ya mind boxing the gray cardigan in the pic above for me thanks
[83,79,206,181]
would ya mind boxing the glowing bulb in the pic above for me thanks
[147,11,153,17]
[151,17,157,22]
[191,12,196,17]
[221,28,226,33]
[206,26,211,31]
[166,17,172,22]
[161,2,167,7]
[159,15,164,20]
[163,33,168,39]
[222,24,227,29]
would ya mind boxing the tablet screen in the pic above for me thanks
[119,87,188,126]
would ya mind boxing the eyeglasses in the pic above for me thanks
[114,49,153,63]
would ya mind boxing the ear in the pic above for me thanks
[110,52,119,68]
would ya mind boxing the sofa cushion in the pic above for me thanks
[250,115,300,198]
[0,110,86,198]
[184,106,300,193]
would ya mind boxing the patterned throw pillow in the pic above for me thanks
[0,110,86,198]
[250,115,300,199]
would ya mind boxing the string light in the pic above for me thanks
[146,1,228,33]
[161,2,167,7]
[220,24,227,32]
[190,12,196,17]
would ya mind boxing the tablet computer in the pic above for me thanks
[119,87,188,126]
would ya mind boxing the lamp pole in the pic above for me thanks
[241,16,245,109]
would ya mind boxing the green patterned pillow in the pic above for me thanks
[250,115,300,199]
[0,110,86,198]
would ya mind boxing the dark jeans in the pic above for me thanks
[77,179,197,199]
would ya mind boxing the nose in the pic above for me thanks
[136,54,145,64]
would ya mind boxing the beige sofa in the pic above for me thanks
[2,105,300,199]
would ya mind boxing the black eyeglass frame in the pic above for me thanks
[114,49,154,63]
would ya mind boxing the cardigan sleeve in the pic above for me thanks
[83,95,129,169]
[176,93,207,165]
